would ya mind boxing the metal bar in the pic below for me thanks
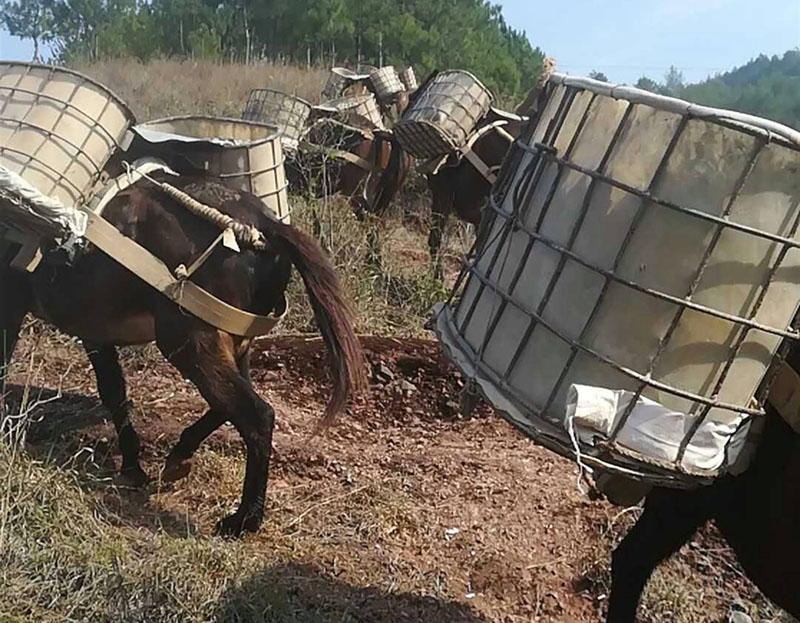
[464,261,763,417]
[0,84,122,145]
[494,99,629,384]
[0,145,84,197]
[518,142,800,251]
[437,304,731,485]
[609,136,767,447]
[454,86,578,336]
[541,116,691,414]
[476,199,800,340]
[503,95,619,383]
[676,163,800,468]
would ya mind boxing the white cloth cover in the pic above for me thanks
[565,384,751,474]
[0,164,87,237]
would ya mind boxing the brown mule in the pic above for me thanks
[0,175,367,537]
[606,342,800,621]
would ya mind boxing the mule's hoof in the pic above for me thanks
[213,512,262,538]
[116,466,150,488]
[161,456,192,483]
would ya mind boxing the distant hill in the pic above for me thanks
[635,50,800,130]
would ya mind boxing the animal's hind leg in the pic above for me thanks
[84,343,148,487]
[428,200,449,282]
[162,345,253,483]
[606,487,710,623]
[1,263,32,414]
[157,320,274,537]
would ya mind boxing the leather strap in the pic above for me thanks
[82,210,286,337]
[299,140,379,172]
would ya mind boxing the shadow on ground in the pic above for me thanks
[4,383,199,537]
[215,562,488,623]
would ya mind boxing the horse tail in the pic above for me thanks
[260,217,367,422]
[370,132,406,216]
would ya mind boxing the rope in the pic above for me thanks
[124,162,268,252]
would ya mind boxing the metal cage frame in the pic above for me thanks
[0,62,135,212]
[434,73,800,485]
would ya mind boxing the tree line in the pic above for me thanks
[0,0,546,97]
[632,51,800,130]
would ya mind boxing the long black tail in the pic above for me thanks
[260,218,367,422]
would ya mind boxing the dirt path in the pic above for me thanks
[7,331,785,622]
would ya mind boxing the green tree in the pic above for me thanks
[0,0,56,61]
[589,69,608,82]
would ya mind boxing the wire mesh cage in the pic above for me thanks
[399,66,418,92]
[369,66,405,100]
[322,67,369,100]
[130,115,290,222]
[0,62,134,237]
[432,73,800,486]
[322,93,384,130]
[394,70,493,159]
[241,89,312,151]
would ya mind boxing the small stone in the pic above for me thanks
[731,599,748,613]
[371,361,394,384]
[400,380,417,394]
[727,612,752,623]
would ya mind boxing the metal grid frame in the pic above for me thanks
[134,115,290,221]
[437,78,800,483]
[0,62,134,208]
[241,89,312,146]
[394,70,493,159]
[369,66,404,99]
[322,94,384,130]
[400,66,418,92]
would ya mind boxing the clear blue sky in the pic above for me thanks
[1,0,799,85]
[499,0,800,84]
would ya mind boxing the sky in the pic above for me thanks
[499,0,800,84]
[1,0,799,85]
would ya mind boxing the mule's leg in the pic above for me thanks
[606,488,710,623]
[162,345,252,483]
[428,200,449,282]
[157,322,274,536]
[84,343,148,486]
[352,195,383,270]
[1,265,33,414]
[162,409,226,483]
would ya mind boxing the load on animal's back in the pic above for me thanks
[0,62,367,538]
[390,60,556,276]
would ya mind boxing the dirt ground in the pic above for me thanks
[5,327,792,623]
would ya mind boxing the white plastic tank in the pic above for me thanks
[434,73,800,483]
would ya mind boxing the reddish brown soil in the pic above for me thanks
[7,331,782,622]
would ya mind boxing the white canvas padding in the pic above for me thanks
[0,163,86,237]
[565,384,750,473]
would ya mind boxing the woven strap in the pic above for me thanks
[460,121,514,184]
[82,210,285,337]
[299,140,378,172]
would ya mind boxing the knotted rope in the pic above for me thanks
[124,162,268,252]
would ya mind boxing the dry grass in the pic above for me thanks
[1,59,795,623]
[74,58,328,121]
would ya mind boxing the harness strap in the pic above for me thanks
[299,140,379,173]
[82,210,286,337]
[459,121,516,184]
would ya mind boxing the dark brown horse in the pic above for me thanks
[287,118,412,266]
[424,111,525,279]
[606,345,800,621]
[288,119,410,219]
[0,175,367,537]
